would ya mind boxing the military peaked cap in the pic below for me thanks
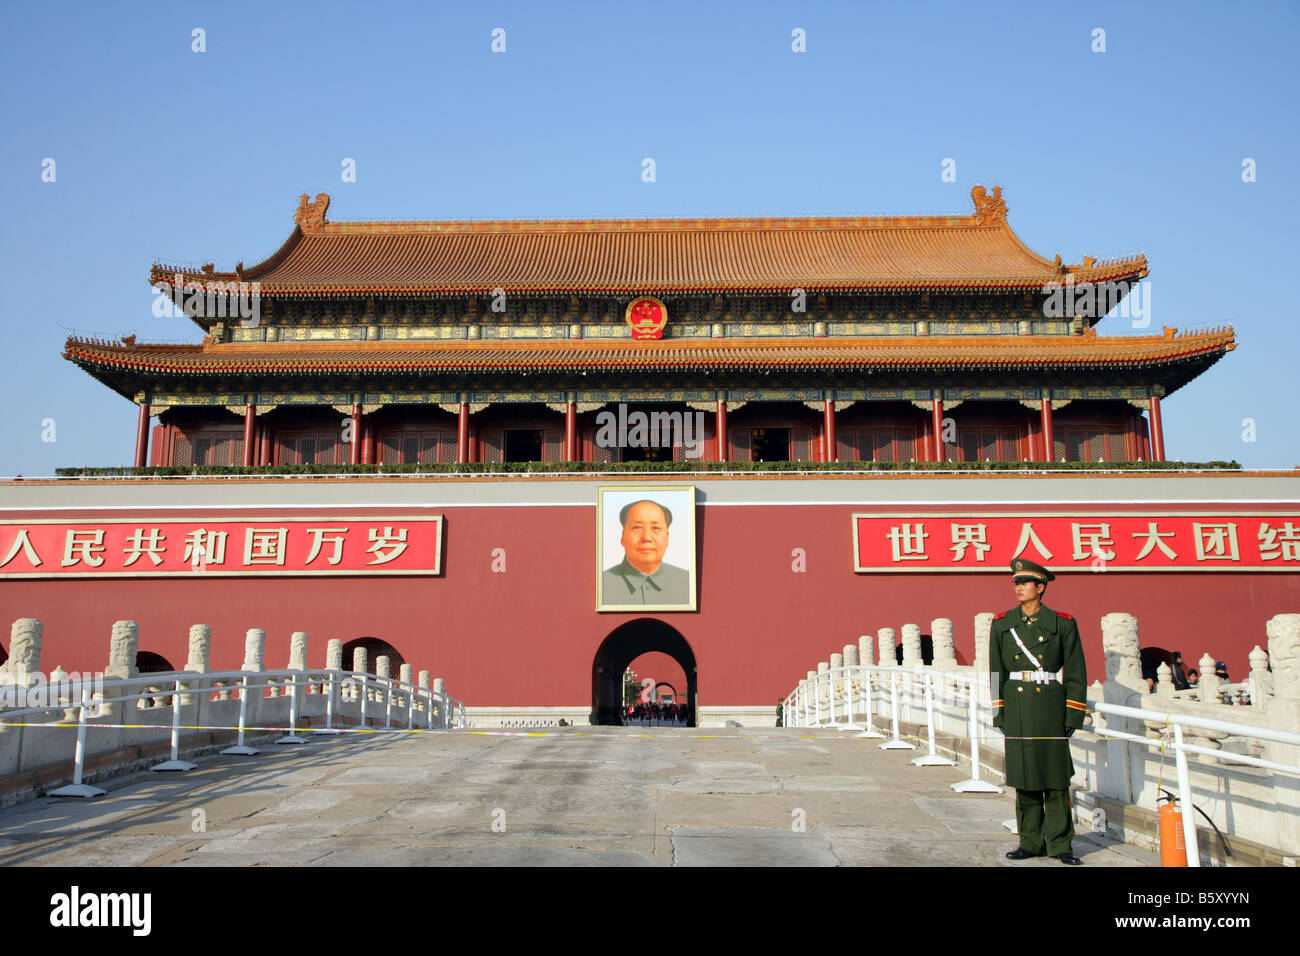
[1010,558,1055,582]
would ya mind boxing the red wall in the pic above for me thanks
[2,502,1297,708]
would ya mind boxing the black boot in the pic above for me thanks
[1056,852,1083,865]
[1005,848,1038,860]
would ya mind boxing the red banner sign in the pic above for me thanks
[852,512,1300,573]
[0,515,443,578]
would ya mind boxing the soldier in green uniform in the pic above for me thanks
[989,559,1088,865]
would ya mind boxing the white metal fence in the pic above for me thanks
[0,667,466,799]
[784,664,1300,866]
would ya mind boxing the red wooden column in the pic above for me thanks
[715,400,728,463]
[1040,398,1055,462]
[823,399,837,463]
[362,418,376,464]
[350,403,363,464]
[565,401,577,461]
[1140,414,1152,461]
[133,403,150,467]
[930,398,944,461]
[1149,394,1166,461]
[457,402,469,463]
[258,424,272,466]
[242,404,256,466]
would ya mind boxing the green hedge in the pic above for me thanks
[53,460,1242,477]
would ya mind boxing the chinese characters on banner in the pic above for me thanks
[0,516,443,577]
[852,513,1300,572]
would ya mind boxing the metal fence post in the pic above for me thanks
[1173,724,1201,867]
[278,673,309,745]
[912,671,956,766]
[49,688,107,798]
[952,677,1001,793]
[153,678,198,771]
[881,670,914,750]
[222,674,260,756]
[857,668,885,739]
[325,671,336,732]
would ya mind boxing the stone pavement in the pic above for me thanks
[0,727,1157,867]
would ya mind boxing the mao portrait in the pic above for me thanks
[596,485,697,611]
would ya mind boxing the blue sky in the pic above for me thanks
[1,0,1297,472]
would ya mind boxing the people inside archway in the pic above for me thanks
[1170,651,1191,691]
[620,698,691,726]
[602,500,690,605]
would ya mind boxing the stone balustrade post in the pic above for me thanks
[1248,645,1272,710]
[375,655,390,705]
[326,639,343,699]
[859,635,874,667]
[98,620,138,722]
[830,653,844,700]
[1264,614,1300,855]
[288,631,308,703]
[241,628,266,718]
[1155,662,1175,698]
[931,618,957,670]
[1096,612,1146,804]
[901,623,923,668]
[877,627,896,668]
[48,665,79,722]
[432,677,446,726]
[0,618,42,689]
[418,670,430,712]
[1197,653,1221,704]
[353,648,369,703]
[399,663,413,708]
[180,624,210,707]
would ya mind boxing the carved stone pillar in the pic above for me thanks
[181,624,210,705]
[931,618,956,669]
[1265,614,1300,854]
[1097,612,1146,804]
[877,627,897,667]
[858,635,874,667]
[901,623,923,668]
[0,618,42,685]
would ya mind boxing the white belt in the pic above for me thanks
[1009,670,1062,684]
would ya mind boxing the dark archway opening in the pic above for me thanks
[0,643,7,667]
[136,651,176,674]
[592,619,697,726]
[341,637,406,674]
[654,681,678,703]
[1140,646,1173,685]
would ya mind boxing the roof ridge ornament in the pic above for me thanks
[295,192,331,233]
[970,184,1007,225]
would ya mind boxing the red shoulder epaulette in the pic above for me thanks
[994,611,1006,620]
[1058,611,1073,620]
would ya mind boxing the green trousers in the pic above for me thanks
[1015,788,1074,856]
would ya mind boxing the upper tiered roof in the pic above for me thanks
[150,187,1149,296]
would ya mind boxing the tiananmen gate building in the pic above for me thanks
[0,186,1295,726]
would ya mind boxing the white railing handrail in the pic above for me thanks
[1091,700,1297,747]
[0,667,464,725]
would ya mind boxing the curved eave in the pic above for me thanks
[62,334,1235,399]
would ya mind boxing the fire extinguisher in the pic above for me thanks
[1157,792,1187,867]
[1157,788,1231,868]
